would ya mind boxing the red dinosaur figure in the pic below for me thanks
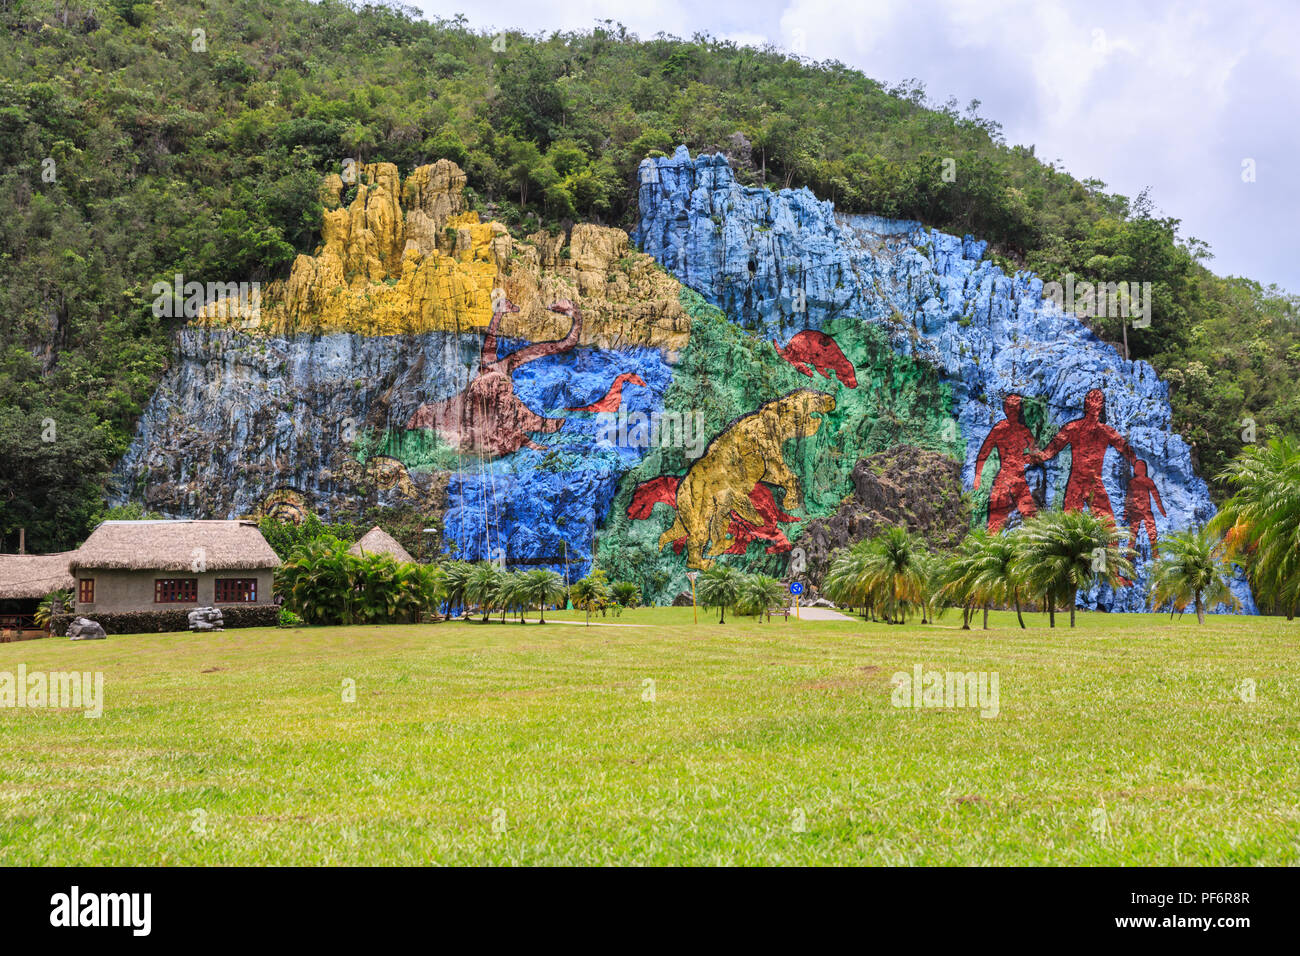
[405,298,582,458]
[566,372,648,413]
[626,476,796,555]
[1125,459,1166,559]
[974,393,1042,533]
[773,330,858,388]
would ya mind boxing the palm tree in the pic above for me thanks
[521,569,566,623]
[34,588,72,633]
[570,571,612,625]
[697,564,744,623]
[1015,510,1134,627]
[440,561,473,619]
[952,529,1026,629]
[1211,436,1300,618]
[1148,527,1241,623]
[402,564,445,622]
[466,562,503,622]
[275,538,357,625]
[911,551,947,625]
[497,571,528,623]
[861,527,928,624]
[823,541,871,617]
[737,574,788,621]
[939,535,982,629]
[611,581,642,608]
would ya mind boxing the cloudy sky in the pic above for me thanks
[411,0,1299,293]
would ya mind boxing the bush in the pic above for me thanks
[278,607,303,628]
[49,605,280,636]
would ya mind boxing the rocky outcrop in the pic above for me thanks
[635,146,1255,612]
[798,446,970,582]
[198,161,690,355]
[187,607,224,632]
[66,618,106,640]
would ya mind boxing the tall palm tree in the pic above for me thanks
[275,538,356,625]
[697,564,744,623]
[737,574,788,621]
[955,529,1026,629]
[521,569,566,624]
[1148,527,1241,623]
[466,562,504,622]
[861,526,928,625]
[823,541,872,618]
[1015,510,1134,627]
[939,534,982,629]
[440,561,473,619]
[570,572,612,625]
[1211,436,1300,618]
[497,571,528,623]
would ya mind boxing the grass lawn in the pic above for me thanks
[1,608,1296,865]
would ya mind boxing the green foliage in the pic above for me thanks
[570,569,613,624]
[277,606,303,628]
[273,537,443,625]
[696,564,744,623]
[735,574,787,621]
[1210,436,1300,616]
[0,0,1293,553]
[823,526,929,624]
[1147,528,1240,623]
[258,514,365,561]
[610,580,642,608]
[34,588,72,631]
[1014,510,1134,627]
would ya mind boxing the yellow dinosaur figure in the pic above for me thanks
[659,389,835,569]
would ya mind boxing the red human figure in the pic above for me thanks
[1125,459,1165,559]
[1035,388,1137,520]
[974,394,1041,533]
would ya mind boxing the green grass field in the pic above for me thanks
[1,608,1296,865]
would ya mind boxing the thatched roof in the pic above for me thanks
[0,552,76,600]
[347,526,415,563]
[69,520,280,572]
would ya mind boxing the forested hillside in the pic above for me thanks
[1,0,1296,553]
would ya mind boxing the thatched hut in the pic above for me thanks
[69,520,280,614]
[0,552,76,637]
[347,526,416,564]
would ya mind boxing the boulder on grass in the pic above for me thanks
[187,606,225,632]
[66,617,106,641]
[671,590,694,607]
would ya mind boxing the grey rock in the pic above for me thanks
[67,617,106,641]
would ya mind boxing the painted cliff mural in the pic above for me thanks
[109,150,1254,612]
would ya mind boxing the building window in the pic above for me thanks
[155,578,198,603]
[78,578,95,603]
[215,578,257,603]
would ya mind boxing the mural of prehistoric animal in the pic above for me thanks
[1034,387,1138,521]
[566,372,648,413]
[1126,459,1166,558]
[636,389,834,569]
[628,478,798,555]
[405,298,582,458]
[974,393,1042,532]
[773,330,858,387]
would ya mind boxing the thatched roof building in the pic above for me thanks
[70,520,281,572]
[0,552,76,601]
[347,526,415,563]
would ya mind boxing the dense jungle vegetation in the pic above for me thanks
[1,0,1296,552]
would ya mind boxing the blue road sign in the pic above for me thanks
[790,582,804,595]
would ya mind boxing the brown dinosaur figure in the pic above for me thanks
[405,298,582,458]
